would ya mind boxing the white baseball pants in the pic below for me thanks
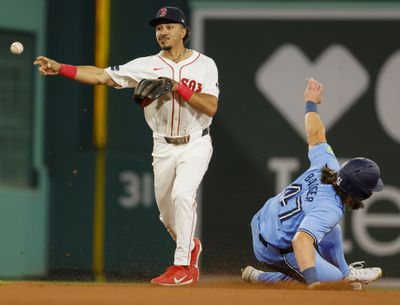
[152,133,213,266]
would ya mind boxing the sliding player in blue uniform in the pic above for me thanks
[242,78,383,289]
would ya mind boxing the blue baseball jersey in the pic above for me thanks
[258,143,344,250]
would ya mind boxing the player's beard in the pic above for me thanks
[161,45,172,51]
[158,36,172,51]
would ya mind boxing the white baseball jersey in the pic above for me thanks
[105,49,218,266]
[105,50,219,137]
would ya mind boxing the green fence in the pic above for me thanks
[13,0,397,280]
[0,0,48,278]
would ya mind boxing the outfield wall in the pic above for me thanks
[1,0,398,280]
[0,0,48,278]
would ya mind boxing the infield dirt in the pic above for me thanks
[0,277,399,305]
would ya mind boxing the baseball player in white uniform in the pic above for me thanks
[34,6,219,286]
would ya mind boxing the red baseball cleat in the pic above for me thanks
[190,238,202,268]
[190,238,202,283]
[151,265,196,286]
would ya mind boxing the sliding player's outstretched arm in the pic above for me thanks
[304,78,326,148]
[292,78,326,288]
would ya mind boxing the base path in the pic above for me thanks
[0,277,399,305]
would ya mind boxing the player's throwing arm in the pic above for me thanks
[33,56,118,87]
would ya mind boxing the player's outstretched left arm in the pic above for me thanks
[291,78,326,288]
[304,78,326,148]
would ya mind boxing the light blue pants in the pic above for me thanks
[251,214,350,283]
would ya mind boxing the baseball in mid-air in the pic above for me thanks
[10,41,24,55]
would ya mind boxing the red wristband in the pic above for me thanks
[177,83,194,101]
[59,64,77,79]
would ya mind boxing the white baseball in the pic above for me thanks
[10,41,24,55]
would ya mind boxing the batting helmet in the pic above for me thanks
[337,157,384,200]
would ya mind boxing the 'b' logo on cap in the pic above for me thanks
[160,7,167,17]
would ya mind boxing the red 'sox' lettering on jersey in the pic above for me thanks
[181,78,203,93]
